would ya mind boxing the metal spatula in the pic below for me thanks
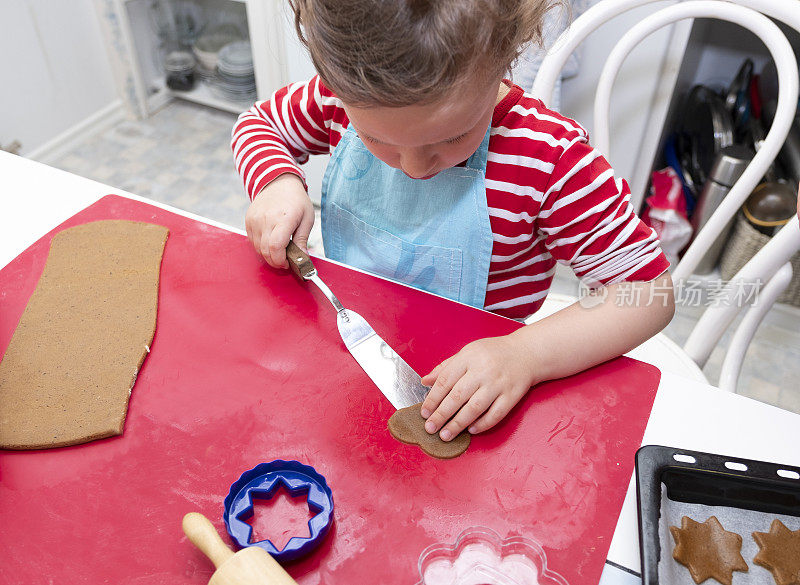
[286,241,428,409]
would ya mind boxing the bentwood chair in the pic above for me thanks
[528,0,800,392]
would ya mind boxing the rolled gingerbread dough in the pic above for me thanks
[387,402,470,459]
[0,220,168,450]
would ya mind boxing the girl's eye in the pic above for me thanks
[446,134,467,144]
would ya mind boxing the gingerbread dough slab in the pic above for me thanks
[388,402,470,459]
[0,220,168,450]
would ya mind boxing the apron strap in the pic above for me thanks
[463,127,492,171]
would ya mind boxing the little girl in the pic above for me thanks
[232,0,674,443]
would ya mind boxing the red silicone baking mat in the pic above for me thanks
[0,195,660,584]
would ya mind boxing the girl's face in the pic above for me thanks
[343,75,504,180]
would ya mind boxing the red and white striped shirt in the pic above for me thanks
[232,77,669,319]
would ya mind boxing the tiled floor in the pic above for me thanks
[52,101,253,230]
[49,100,800,413]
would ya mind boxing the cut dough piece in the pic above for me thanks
[753,519,800,585]
[388,402,470,459]
[670,515,748,585]
[0,220,168,449]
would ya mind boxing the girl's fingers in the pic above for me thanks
[291,207,315,252]
[245,219,254,247]
[467,394,518,435]
[420,358,453,418]
[421,362,442,387]
[258,229,275,265]
[246,213,265,253]
[439,387,496,440]
[268,221,295,268]
[424,371,477,436]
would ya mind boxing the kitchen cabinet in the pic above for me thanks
[105,0,288,116]
[100,0,328,200]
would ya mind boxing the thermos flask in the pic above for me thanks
[691,144,754,274]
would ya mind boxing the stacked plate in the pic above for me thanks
[193,24,242,79]
[213,40,256,102]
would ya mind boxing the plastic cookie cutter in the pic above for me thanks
[417,527,569,585]
[223,460,334,563]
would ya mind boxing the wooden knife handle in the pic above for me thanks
[286,241,315,280]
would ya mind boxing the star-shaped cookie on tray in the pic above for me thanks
[670,515,749,585]
[753,519,800,585]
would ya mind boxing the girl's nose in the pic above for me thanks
[399,149,436,179]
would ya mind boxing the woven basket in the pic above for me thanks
[719,212,800,306]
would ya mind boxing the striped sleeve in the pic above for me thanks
[537,137,670,287]
[230,76,348,200]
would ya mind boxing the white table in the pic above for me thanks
[3,151,800,582]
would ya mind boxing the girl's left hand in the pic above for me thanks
[419,335,538,441]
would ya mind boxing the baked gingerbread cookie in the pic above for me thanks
[387,402,470,459]
[670,515,748,585]
[753,519,800,585]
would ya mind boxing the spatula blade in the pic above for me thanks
[337,310,428,410]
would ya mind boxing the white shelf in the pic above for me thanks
[167,82,253,114]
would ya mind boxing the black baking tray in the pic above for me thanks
[635,445,800,585]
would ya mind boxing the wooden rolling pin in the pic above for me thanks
[183,512,299,585]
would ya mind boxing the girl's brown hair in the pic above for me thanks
[288,0,558,107]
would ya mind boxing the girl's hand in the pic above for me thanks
[419,335,539,441]
[245,173,315,268]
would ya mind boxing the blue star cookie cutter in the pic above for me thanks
[223,460,334,562]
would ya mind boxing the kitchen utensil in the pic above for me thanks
[193,24,243,70]
[743,181,798,235]
[725,59,753,133]
[635,445,800,585]
[664,133,697,203]
[749,73,762,121]
[212,40,256,102]
[286,240,428,409]
[691,144,754,274]
[742,77,783,183]
[223,460,334,562]
[183,512,299,585]
[725,60,753,113]
[679,85,735,188]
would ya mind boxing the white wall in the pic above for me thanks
[0,0,118,157]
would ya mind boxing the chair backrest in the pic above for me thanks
[531,0,800,391]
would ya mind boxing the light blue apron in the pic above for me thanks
[321,124,494,308]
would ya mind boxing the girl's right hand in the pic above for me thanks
[245,173,315,268]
